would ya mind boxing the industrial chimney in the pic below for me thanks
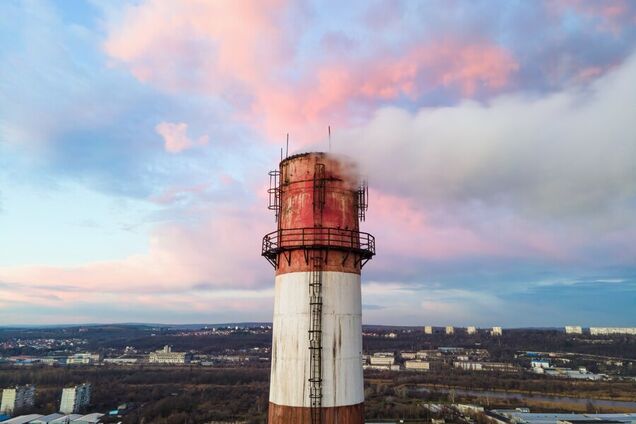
[262,152,375,423]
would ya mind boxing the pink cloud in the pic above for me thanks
[104,0,294,93]
[155,122,209,153]
[362,190,573,275]
[0,197,278,323]
[0,206,271,296]
[104,2,518,143]
[365,190,503,263]
[257,40,518,140]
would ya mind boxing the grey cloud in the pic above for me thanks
[340,52,636,223]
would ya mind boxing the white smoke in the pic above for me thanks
[338,52,636,230]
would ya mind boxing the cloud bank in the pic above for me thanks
[1,0,635,325]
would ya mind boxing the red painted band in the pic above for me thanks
[268,401,364,424]
[275,250,361,275]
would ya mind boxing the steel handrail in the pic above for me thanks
[262,227,375,259]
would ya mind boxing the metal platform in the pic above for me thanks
[261,227,375,268]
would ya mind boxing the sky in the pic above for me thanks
[0,0,635,327]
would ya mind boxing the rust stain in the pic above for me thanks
[276,250,360,275]
[268,402,364,424]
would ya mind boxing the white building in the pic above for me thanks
[363,364,400,371]
[102,357,139,365]
[66,353,101,365]
[369,356,395,366]
[491,326,503,336]
[454,361,517,372]
[445,326,454,335]
[404,360,430,371]
[531,360,551,369]
[424,326,433,335]
[59,384,91,414]
[416,350,431,359]
[454,361,482,371]
[589,327,636,336]
[149,345,190,364]
[466,326,477,335]
[1,385,35,414]
[565,326,583,334]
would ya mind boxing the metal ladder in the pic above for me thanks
[309,163,325,424]
[308,252,323,424]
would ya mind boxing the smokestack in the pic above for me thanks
[262,152,375,423]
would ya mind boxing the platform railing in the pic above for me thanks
[262,227,375,262]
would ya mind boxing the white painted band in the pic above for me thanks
[269,271,364,408]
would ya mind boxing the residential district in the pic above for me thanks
[2,325,635,382]
[1,325,635,423]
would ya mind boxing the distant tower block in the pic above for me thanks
[60,383,91,414]
[445,326,454,335]
[466,326,477,335]
[262,152,375,424]
[565,326,582,334]
[424,326,433,335]
[491,326,503,336]
[1,385,35,415]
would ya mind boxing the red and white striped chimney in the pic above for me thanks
[262,152,375,424]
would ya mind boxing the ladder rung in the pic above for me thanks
[309,247,323,422]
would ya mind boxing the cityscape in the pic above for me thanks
[1,324,636,422]
[1,0,636,423]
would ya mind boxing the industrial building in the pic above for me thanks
[66,354,101,366]
[0,386,35,415]
[531,360,551,369]
[492,410,636,424]
[453,361,517,372]
[0,414,85,424]
[68,413,103,424]
[29,414,64,423]
[52,415,82,423]
[262,152,375,423]
[369,356,395,366]
[0,414,43,424]
[148,345,190,364]
[59,384,91,414]
[589,327,636,336]
[404,360,430,371]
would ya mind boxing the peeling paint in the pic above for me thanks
[269,272,363,408]
[268,401,364,423]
